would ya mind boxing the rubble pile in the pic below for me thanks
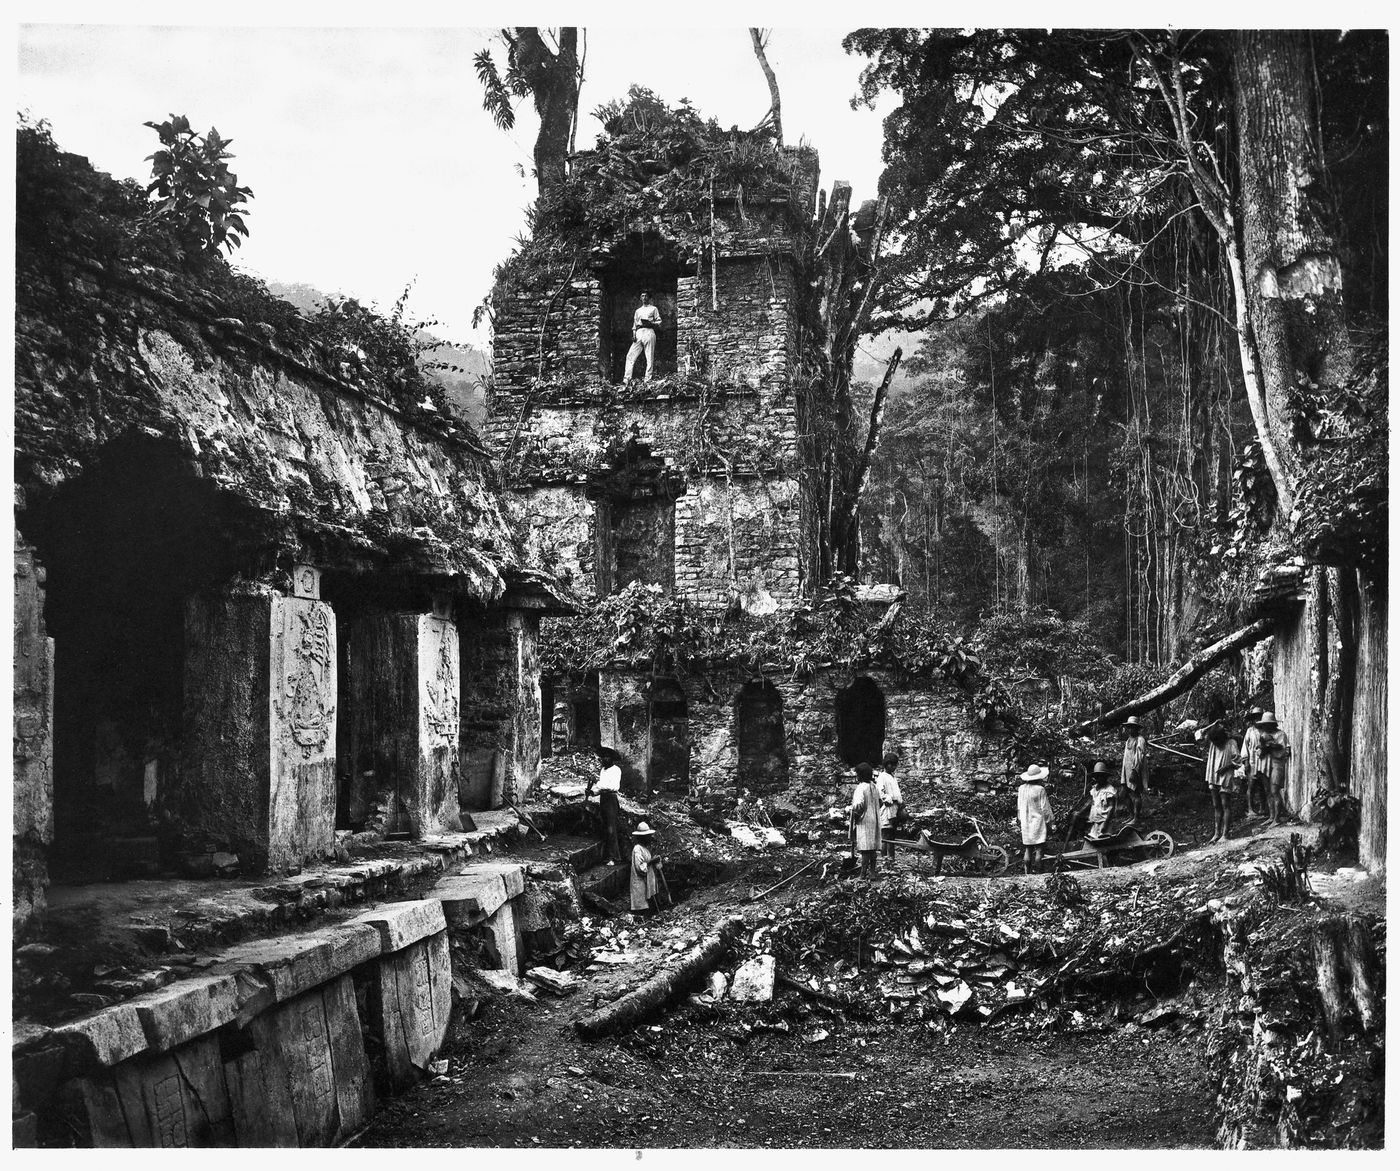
[1207,890,1385,1148]
[760,874,1219,1026]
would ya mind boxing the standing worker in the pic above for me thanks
[589,746,625,864]
[1195,720,1241,843]
[1240,708,1266,817]
[629,822,663,918]
[1256,712,1292,825]
[849,762,882,878]
[1120,715,1150,817]
[624,290,663,382]
[876,751,904,858]
[1017,763,1055,874]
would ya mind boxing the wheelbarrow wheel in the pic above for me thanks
[1143,830,1175,860]
[967,845,1009,877]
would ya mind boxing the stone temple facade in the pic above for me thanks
[487,147,1001,802]
[12,138,567,936]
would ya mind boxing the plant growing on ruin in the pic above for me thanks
[143,114,253,260]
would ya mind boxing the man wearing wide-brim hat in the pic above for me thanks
[1255,712,1292,826]
[1120,716,1149,818]
[1016,764,1055,874]
[630,822,663,917]
[1240,707,1267,817]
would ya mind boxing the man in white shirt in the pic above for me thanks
[876,751,903,858]
[588,746,625,864]
[624,291,663,382]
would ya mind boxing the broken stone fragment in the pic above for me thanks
[729,955,776,1002]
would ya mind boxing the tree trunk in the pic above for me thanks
[511,27,580,197]
[1232,30,1354,504]
[574,915,742,1038]
[749,29,783,144]
[1068,617,1276,735]
[837,348,902,574]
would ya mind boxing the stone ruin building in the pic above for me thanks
[12,131,578,1146]
[8,111,999,1148]
[486,135,1001,804]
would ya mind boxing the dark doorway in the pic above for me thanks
[571,672,601,750]
[835,677,886,767]
[649,679,689,794]
[602,242,680,383]
[540,676,555,759]
[737,681,787,791]
[19,437,243,881]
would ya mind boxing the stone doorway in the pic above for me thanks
[18,437,241,882]
[835,676,886,768]
[736,680,788,791]
[648,678,690,794]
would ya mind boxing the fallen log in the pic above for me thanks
[574,915,743,1039]
[775,971,853,1010]
[1068,618,1276,735]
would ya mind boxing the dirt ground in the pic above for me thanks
[353,988,1217,1149]
[353,815,1330,1150]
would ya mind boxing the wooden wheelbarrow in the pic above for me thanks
[1056,820,1175,869]
[881,819,1010,877]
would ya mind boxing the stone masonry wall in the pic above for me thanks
[597,666,1003,803]
[13,539,55,936]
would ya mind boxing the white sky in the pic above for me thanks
[16,21,893,345]
[12,2,1382,347]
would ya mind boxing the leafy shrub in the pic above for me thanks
[143,115,253,260]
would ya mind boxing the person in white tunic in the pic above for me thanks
[875,751,904,858]
[630,822,662,917]
[848,762,882,878]
[1017,763,1055,874]
[624,291,663,381]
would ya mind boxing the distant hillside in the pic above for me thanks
[266,280,490,428]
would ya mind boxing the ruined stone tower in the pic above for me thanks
[487,97,1000,800]
[486,148,825,615]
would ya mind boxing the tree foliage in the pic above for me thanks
[143,114,253,260]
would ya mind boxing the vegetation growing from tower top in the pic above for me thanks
[486,87,812,315]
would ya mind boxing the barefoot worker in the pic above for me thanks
[1256,712,1292,825]
[1120,716,1150,817]
[589,747,625,864]
[876,751,904,859]
[629,822,663,918]
[1195,719,1240,842]
[1086,761,1118,838]
[1016,763,1055,874]
[849,762,882,878]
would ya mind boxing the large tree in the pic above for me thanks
[475,28,582,196]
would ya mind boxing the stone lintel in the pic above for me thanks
[128,972,241,1053]
[51,1004,148,1068]
[346,899,447,953]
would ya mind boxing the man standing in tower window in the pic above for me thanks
[625,290,663,382]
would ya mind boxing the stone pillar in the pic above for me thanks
[346,597,462,838]
[14,537,54,935]
[182,569,337,873]
[497,610,541,806]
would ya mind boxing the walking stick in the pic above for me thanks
[656,863,673,908]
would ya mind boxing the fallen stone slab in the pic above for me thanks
[524,967,580,996]
[346,899,446,952]
[729,954,776,1002]
[462,861,526,899]
[50,1004,149,1068]
[474,969,538,1003]
[128,971,241,1052]
[214,923,383,1003]
[432,873,507,922]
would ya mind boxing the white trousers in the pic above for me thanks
[625,327,656,381]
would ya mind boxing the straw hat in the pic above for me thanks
[1246,707,1264,722]
[1019,764,1049,783]
[632,822,656,837]
[1123,716,1143,731]
[1256,711,1279,730]
[1092,761,1111,777]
